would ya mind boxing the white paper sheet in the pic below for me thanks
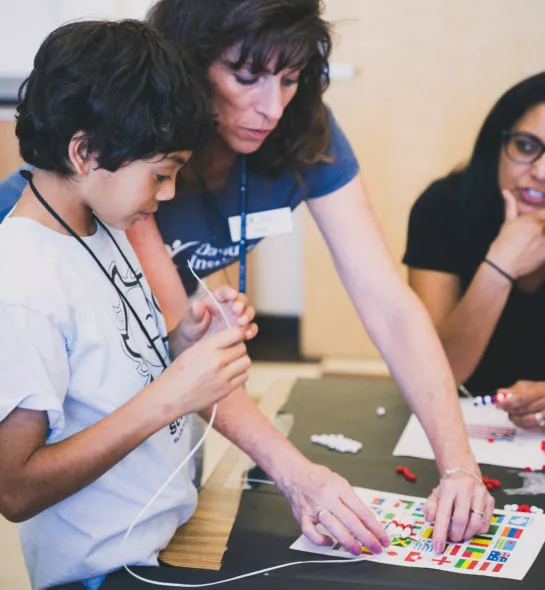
[290,487,545,580]
[393,399,545,469]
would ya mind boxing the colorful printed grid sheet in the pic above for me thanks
[290,488,545,580]
[393,399,545,469]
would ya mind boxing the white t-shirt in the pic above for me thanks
[0,217,197,590]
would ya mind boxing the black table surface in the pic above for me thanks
[218,377,545,590]
[58,377,544,590]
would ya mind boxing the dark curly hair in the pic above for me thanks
[147,0,332,178]
[16,19,212,176]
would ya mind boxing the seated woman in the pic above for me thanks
[404,72,545,431]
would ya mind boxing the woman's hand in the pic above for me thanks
[180,285,258,345]
[423,472,494,553]
[278,461,390,556]
[496,380,545,430]
[486,190,545,279]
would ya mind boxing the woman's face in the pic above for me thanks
[207,46,302,153]
[498,103,545,214]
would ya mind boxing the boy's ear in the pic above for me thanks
[67,131,93,175]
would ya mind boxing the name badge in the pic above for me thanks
[228,207,293,242]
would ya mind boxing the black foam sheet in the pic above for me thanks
[220,378,545,589]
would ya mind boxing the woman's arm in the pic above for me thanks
[307,174,492,550]
[127,217,189,332]
[408,266,511,384]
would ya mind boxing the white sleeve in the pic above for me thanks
[0,304,69,437]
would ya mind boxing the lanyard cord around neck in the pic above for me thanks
[239,156,247,294]
[20,170,168,372]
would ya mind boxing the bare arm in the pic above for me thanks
[308,175,494,549]
[409,189,545,385]
[308,176,474,471]
[0,327,249,523]
[127,217,189,332]
[408,266,511,384]
[0,383,171,522]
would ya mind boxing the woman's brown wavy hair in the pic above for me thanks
[147,0,332,182]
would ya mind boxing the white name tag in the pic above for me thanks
[228,207,293,242]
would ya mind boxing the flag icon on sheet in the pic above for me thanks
[455,559,478,570]
[468,535,493,547]
[501,527,523,539]
[462,546,486,559]
[494,538,517,551]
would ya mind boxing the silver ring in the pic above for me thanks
[471,508,486,520]
[535,411,545,428]
[316,508,328,522]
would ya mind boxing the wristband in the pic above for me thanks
[483,258,515,285]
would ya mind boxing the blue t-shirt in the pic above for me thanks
[0,111,358,295]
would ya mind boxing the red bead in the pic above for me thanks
[488,438,495,443]
[396,466,416,482]
[525,467,533,472]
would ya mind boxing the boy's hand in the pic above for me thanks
[161,326,251,415]
[180,286,258,344]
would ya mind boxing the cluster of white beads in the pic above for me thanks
[388,521,414,539]
[310,434,363,454]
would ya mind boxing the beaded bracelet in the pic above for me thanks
[441,468,483,485]
[483,258,515,285]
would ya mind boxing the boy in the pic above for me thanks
[0,20,252,589]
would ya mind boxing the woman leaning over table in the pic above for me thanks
[0,0,493,553]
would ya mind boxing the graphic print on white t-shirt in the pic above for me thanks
[110,260,167,383]
[0,219,197,590]
[107,250,188,446]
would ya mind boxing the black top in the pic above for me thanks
[403,171,545,393]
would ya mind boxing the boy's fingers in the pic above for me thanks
[211,326,246,348]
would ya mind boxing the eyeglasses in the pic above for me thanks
[501,131,545,164]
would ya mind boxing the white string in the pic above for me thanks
[122,267,370,587]
[124,555,369,588]
[122,262,229,581]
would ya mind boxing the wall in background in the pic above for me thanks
[0,0,154,76]
[301,0,545,359]
[3,1,545,333]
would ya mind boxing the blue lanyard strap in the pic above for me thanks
[239,157,248,294]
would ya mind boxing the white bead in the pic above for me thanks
[376,406,386,416]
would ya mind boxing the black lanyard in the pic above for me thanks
[239,157,248,294]
[20,170,168,374]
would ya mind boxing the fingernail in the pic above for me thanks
[434,541,444,554]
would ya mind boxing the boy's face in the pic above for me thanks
[85,152,191,230]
